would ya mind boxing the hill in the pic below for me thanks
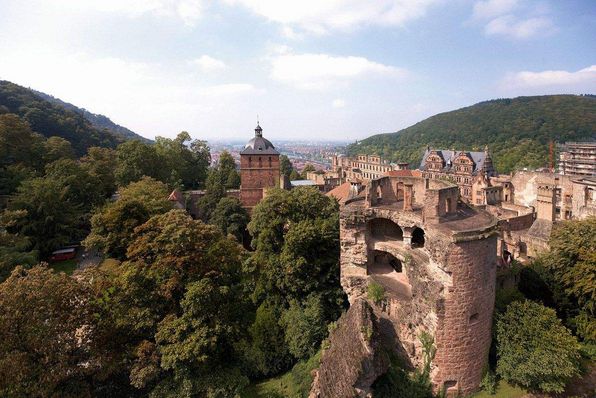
[32,89,150,143]
[347,95,596,173]
[0,81,139,155]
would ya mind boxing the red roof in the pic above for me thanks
[326,182,353,204]
[168,189,184,202]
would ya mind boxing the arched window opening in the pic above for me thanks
[445,198,452,214]
[411,227,425,248]
[377,185,383,204]
[368,218,403,241]
[469,313,479,323]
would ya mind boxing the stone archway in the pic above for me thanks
[368,218,403,241]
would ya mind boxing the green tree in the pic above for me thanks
[43,136,75,164]
[9,177,85,256]
[218,150,241,189]
[197,168,226,222]
[154,132,210,189]
[279,154,293,178]
[84,177,172,259]
[210,197,249,242]
[289,169,300,181]
[87,209,247,395]
[45,158,105,212]
[245,187,346,376]
[244,301,293,377]
[496,300,581,393]
[300,163,316,179]
[281,294,327,360]
[81,146,118,198]
[115,140,161,186]
[0,210,37,282]
[543,217,596,341]
[0,114,44,194]
[0,266,97,397]
[0,113,44,171]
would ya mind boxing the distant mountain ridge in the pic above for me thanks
[348,95,596,174]
[32,89,151,143]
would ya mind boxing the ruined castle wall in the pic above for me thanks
[433,235,497,396]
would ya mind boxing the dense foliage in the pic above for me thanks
[0,266,98,398]
[348,95,596,173]
[0,80,122,155]
[496,300,581,393]
[244,187,347,376]
[84,177,172,260]
[33,88,149,142]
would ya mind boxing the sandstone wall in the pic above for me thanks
[310,299,389,398]
[433,235,497,397]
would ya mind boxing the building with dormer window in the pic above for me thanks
[420,146,497,203]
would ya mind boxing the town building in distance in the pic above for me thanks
[559,141,596,177]
[331,154,409,183]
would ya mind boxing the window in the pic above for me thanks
[469,313,479,323]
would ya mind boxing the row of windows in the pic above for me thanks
[247,156,273,167]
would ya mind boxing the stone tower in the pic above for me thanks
[239,123,280,211]
[335,175,498,397]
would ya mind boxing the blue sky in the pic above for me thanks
[0,0,594,141]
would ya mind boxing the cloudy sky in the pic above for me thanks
[0,0,594,141]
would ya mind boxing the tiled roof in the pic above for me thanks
[326,182,353,204]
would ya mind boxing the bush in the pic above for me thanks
[367,281,385,305]
[496,300,581,393]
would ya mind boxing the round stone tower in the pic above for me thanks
[339,175,498,397]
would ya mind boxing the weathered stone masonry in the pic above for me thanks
[337,175,498,397]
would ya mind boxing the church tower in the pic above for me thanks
[239,123,280,211]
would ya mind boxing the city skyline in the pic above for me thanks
[0,0,594,141]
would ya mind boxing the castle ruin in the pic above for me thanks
[314,175,498,397]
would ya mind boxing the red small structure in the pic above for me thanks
[50,247,77,261]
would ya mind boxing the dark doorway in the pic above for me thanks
[411,227,425,248]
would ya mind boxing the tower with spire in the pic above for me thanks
[239,121,280,211]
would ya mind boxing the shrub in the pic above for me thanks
[367,281,385,305]
[496,300,581,393]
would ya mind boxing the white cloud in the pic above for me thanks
[192,55,227,72]
[332,99,346,108]
[485,15,554,39]
[270,52,407,90]
[0,49,259,138]
[471,0,555,39]
[472,0,518,20]
[501,65,596,89]
[198,83,255,96]
[53,0,203,26]
[225,0,440,34]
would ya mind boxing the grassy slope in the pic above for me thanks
[241,352,321,398]
[348,95,596,174]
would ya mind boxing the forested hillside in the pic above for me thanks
[33,89,150,143]
[348,95,596,173]
[0,80,123,155]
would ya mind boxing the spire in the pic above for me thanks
[255,117,262,137]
